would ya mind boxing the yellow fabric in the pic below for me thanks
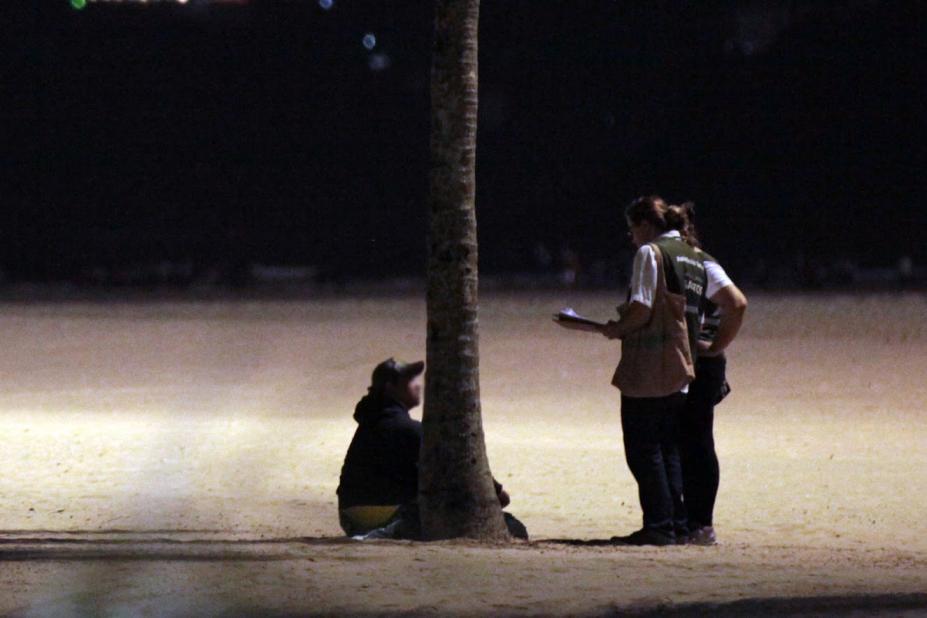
[341,505,400,530]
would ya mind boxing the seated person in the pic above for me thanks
[337,357,527,540]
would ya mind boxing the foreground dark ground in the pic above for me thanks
[2,531,926,616]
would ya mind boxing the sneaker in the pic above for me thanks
[354,519,403,541]
[686,526,717,546]
[611,528,676,547]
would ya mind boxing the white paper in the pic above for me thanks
[553,307,605,332]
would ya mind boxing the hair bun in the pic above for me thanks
[664,203,690,231]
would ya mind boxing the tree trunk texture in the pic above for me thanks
[418,0,509,542]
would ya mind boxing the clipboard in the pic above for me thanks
[552,307,606,333]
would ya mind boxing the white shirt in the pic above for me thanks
[628,230,678,308]
[626,234,734,394]
[628,231,732,308]
[705,260,733,300]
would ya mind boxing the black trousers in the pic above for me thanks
[679,355,727,529]
[620,392,687,535]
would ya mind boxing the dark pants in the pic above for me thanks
[341,502,529,541]
[679,355,727,529]
[620,392,687,536]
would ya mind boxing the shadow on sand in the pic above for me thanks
[0,531,354,562]
[538,537,626,547]
[3,533,926,616]
[610,593,927,617]
[173,593,927,617]
[214,593,927,617]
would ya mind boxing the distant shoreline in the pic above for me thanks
[0,277,923,304]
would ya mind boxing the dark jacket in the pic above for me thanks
[336,393,423,509]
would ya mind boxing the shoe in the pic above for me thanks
[355,519,403,540]
[611,528,676,547]
[686,526,717,546]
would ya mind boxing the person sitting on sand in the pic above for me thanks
[337,357,528,540]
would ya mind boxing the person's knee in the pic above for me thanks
[339,511,361,537]
[624,449,658,475]
[503,512,529,540]
[681,445,714,466]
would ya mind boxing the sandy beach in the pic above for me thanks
[1,292,926,615]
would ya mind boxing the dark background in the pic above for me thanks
[3,0,925,287]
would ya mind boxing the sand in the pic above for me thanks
[1,292,926,615]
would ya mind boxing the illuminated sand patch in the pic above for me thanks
[1,293,925,614]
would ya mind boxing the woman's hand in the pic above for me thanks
[599,302,651,340]
[497,489,510,508]
[599,320,623,340]
[494,480,511,508]
[697,339,723,357]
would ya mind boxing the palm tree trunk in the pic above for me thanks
[418,0,509,542]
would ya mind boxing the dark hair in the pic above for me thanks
[625,195,700,248]
[668,201,700,248]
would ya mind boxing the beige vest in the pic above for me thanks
[612,244,695,398]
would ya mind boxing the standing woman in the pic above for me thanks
[600,196,708,546]
[677,216,748,546]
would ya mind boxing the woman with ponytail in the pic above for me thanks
[674,205,748,546]
[598,195,709,545]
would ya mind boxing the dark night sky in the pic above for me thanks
[3,0,926,283]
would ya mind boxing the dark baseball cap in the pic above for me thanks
[370,357,425,391]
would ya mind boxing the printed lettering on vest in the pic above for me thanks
[686,280,704,295]
[675,255,705,270]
